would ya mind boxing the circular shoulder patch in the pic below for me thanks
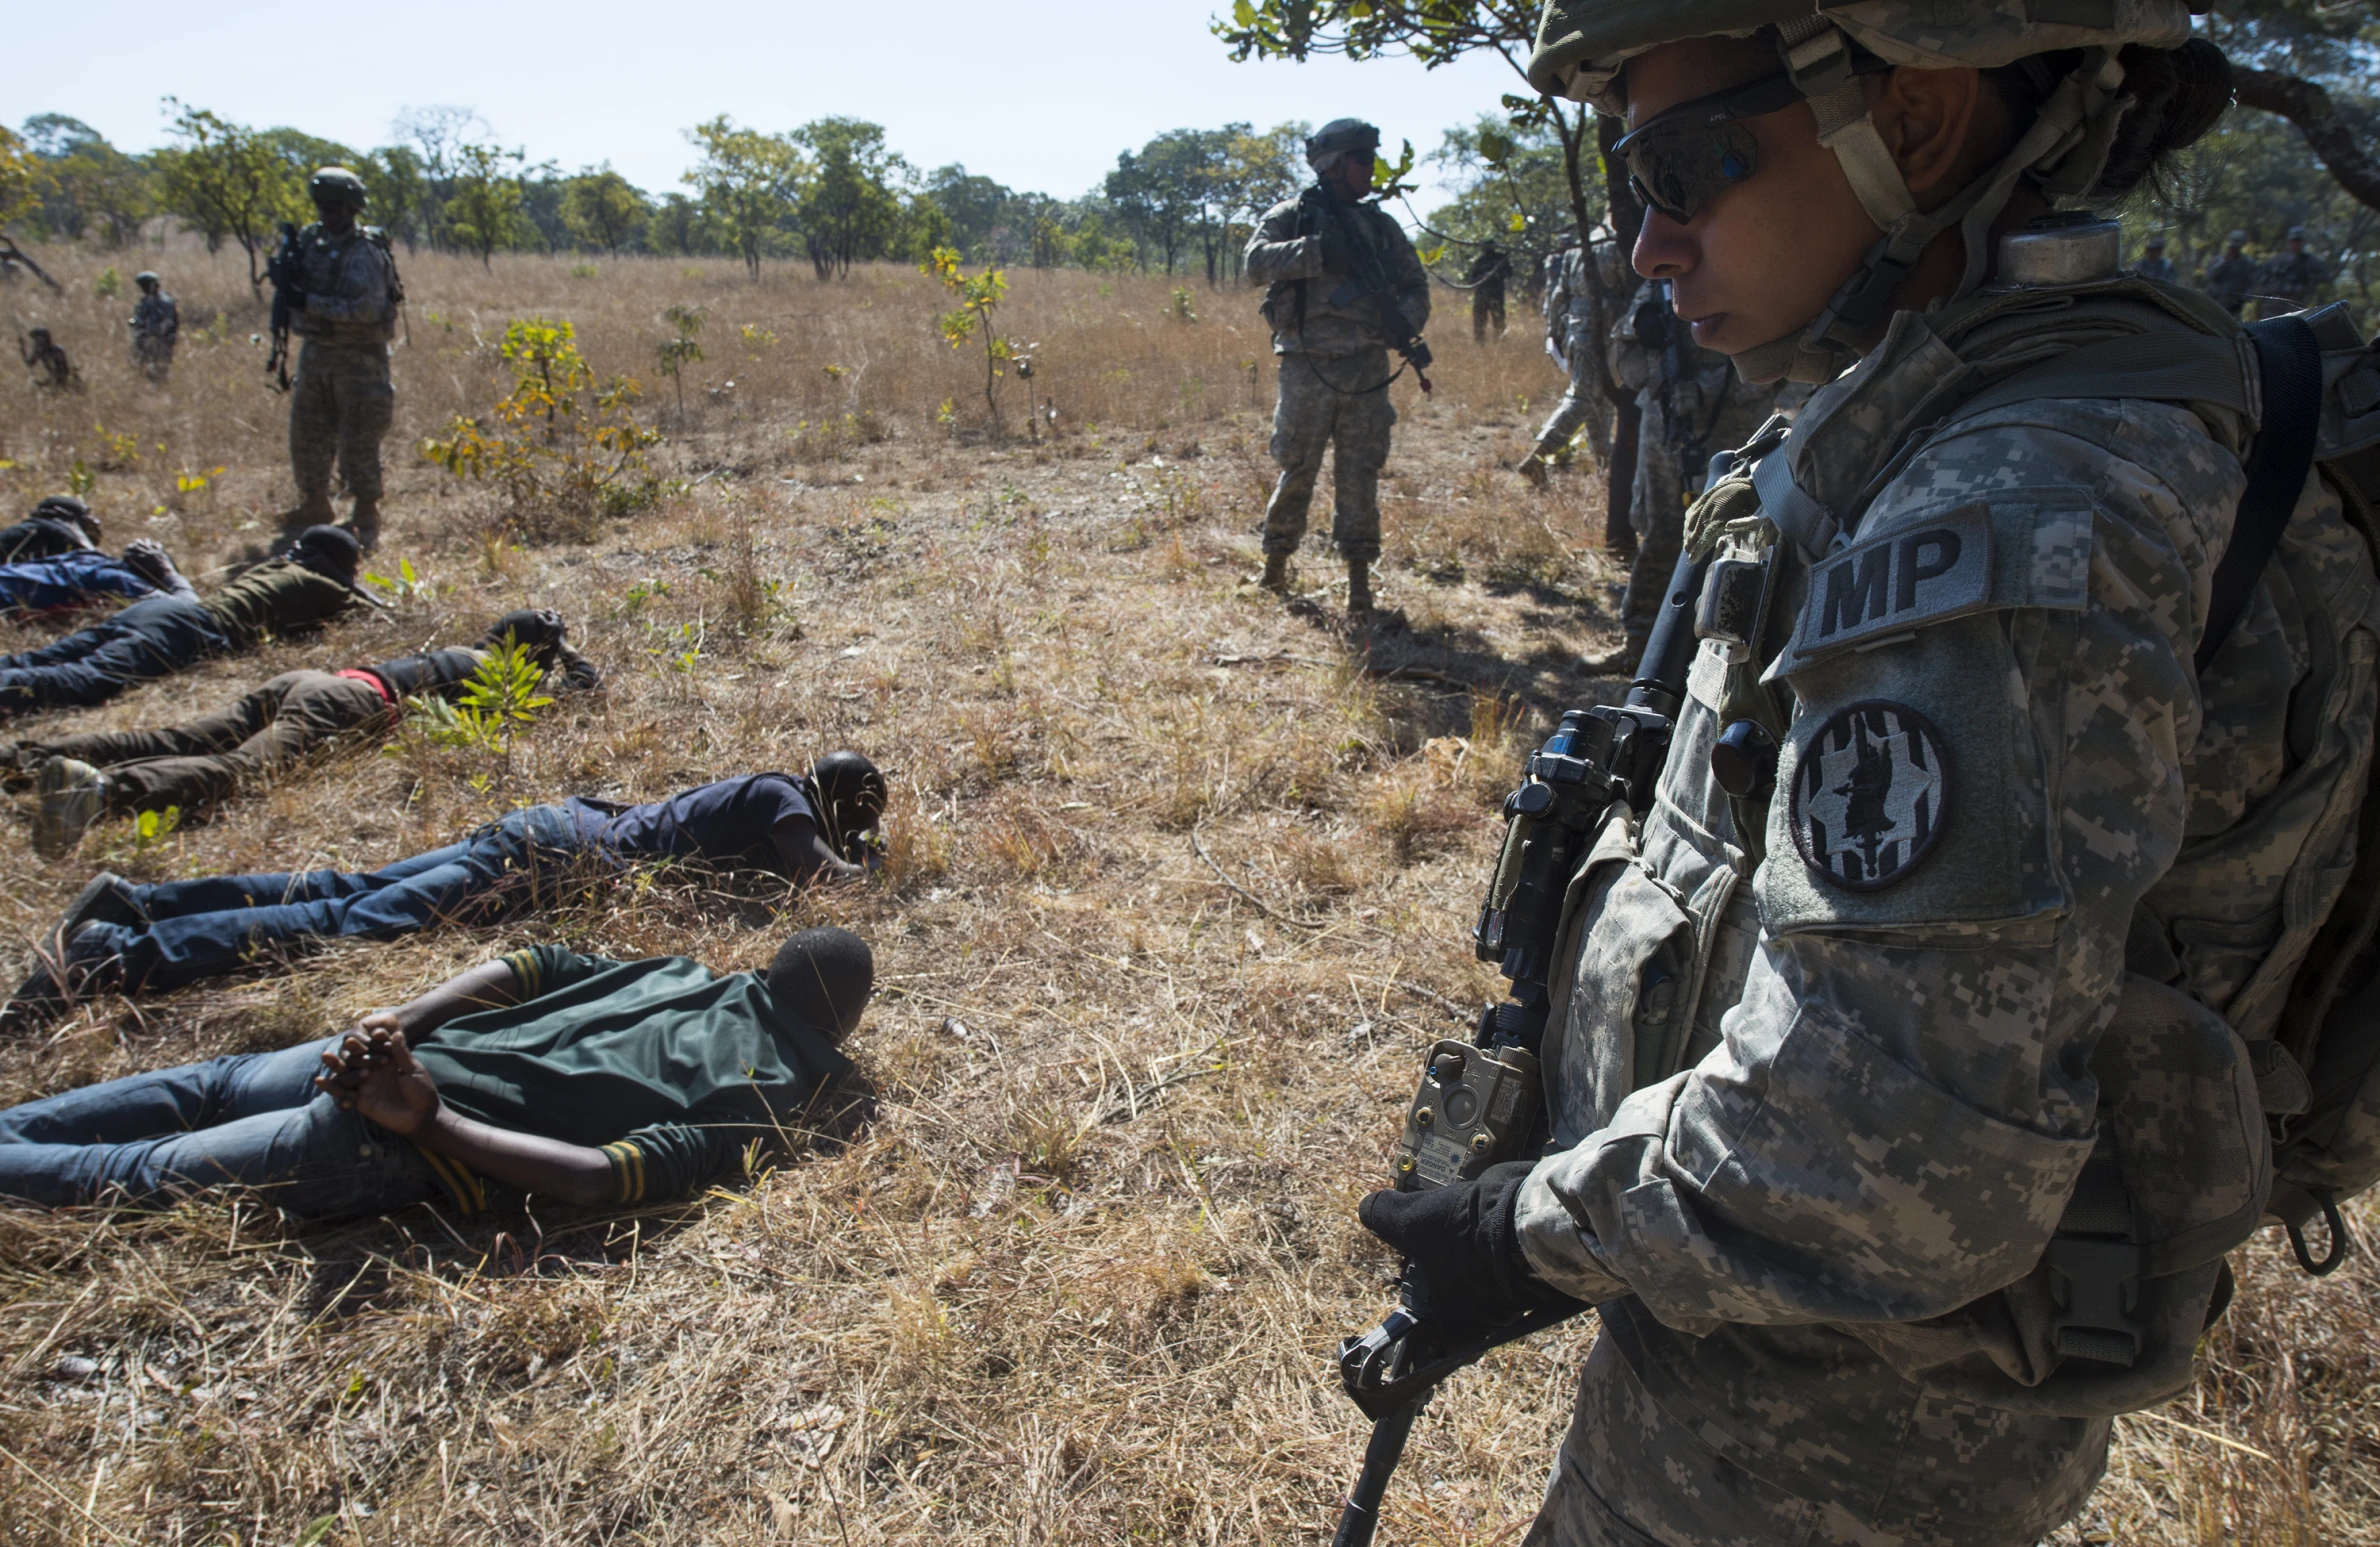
[1788,700,1951,892]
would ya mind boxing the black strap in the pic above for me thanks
[2197,316,2325,675]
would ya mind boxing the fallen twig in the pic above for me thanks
[1100,1039,1229,1124]
[1189,824,1327,931]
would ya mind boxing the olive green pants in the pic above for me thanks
[289,341,394,508]
[1262,349,1397,566]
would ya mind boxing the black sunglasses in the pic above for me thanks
[1614,59,1887,224]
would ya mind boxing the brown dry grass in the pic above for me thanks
[0,241,2374,1546]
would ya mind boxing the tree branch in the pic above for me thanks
[2231,66,2380,215]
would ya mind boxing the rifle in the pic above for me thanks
[263,220,303,391]
[1330,543,1714,1547]
[1312,184,1434,395]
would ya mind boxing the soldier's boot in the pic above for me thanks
[1258,552,1292,594]
[1346,560,1374,615]
[1516,453,1549,489]
[344,497,382,555]
[279,490,337,542]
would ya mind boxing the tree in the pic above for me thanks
[361,145,431,251]
[2205,2,2380,215]
[684,116,804,278]
[791,117,908,279]
[0,125,41,232]
[154,101,305,290]
[925,165,1017,260]
[924,246,1014,435]
[444,142,531,266]
[562,166,649,254]
[1425,113,1600,270]
[1106,129,1228,274]
[648,192,707,256]
[21,117,150,246]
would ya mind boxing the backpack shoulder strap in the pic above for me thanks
[2196,315,2325,674]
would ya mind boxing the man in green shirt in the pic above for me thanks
[0,928,871,1218]
[0,525,371,720]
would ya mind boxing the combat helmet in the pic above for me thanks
[1529,0,2196,381]
[308,167,369,212]
[1306,118,1382,174]
[133,271,160,287]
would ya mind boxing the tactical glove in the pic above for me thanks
[1358,1161,1588,1331]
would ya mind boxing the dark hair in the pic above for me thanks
[482,607,568,663]
[1986,38,2232,201]
[766,927,875,1042]
[811,750,887,820]
[289,524,361,581]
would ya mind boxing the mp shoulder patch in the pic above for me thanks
[1788,700,1951,891]
[1791,506,1993,660]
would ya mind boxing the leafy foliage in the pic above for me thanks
[153,102,305,289]
[924,247,1014,435]
[396,637,555,756]
[684,117,807,278]
[421,317,663,537]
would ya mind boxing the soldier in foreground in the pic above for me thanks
[277,167,401,552]
[1463,239,1511,342]
[128,272,177,381]
[1516,237,1623,484]
[0,928,871,1217]
[2259,225,2329,315]
[2201,227,2255,315]
[1356,5,2380,1546]
[1245,118,1430,615]
[10,608,598,858]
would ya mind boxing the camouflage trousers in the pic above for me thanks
[1474,290,1507,343]
[1521,1320,2108,1547]
[1263,349,1397,565]
[132,335,174,381]
[1615,394,1692,644]
[289,341,394,507]
[1530,342,1614,466]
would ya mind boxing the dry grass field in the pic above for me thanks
[0,242,2373,1546]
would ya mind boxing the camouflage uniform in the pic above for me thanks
[1607,282,1776,650]
[1466,243,1511,342]
[1526,242,1624,468]
[286,224,398,534]
[129,281,177,380]
[1510,264,2374,1544]
[2200,248,2256,318]
[1245,191,1429,568]
[2133,249,2176,284]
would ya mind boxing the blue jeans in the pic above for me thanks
[0,595,224,715]
[0,1035,437,1216]
[83,804,587,993]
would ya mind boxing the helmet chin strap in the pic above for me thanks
[1729,29,2131,386]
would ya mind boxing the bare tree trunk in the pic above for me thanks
[2232,67,2380,214]
[0,235,64,292]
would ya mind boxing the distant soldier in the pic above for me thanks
[1517,237,1623,484]
[1465,240,1512,342]
[128,272,178,380]
[2200,229,2255,317]
[1245,118,1430,615]
[2134,235,2176,284]
[1587,279,1775,676]
[18,328,72,389]
[279,167,402,552]
[2258,225,2330,316]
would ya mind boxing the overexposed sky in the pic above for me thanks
[3,0,1531,209]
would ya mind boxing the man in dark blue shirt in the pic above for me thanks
[0,928,871,1217]
[7,757,887,1023]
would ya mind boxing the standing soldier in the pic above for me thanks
[128,272,177,382]
[1245,118,1430,615]
[1358,5,2380,1547]
[1465,239,1512,342]
[2133,235,2176,283]
[2200,228,2255,316]
[280,167,401,553]
[2258,225,2330,315]
[1517,236,1622,484]
[1586,278,1773,674]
